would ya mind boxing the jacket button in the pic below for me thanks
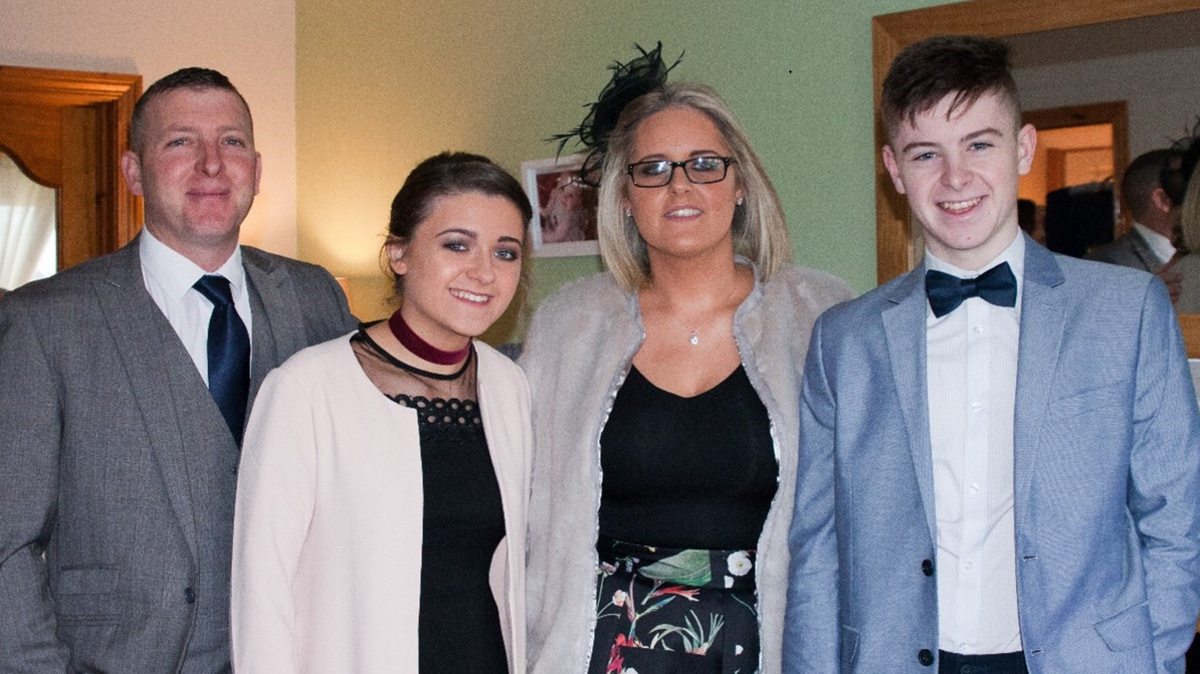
[922,559,934,576]
[918,649,935,666]
[184,587,196,604]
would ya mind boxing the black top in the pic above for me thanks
[351,330,508,674]
[598,364,778,550]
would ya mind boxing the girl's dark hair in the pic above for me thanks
[388,152,532,241]
[386,152,533,294]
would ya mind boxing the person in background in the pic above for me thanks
[0,67,354,674]
[1016,198,1044,244]
[1087,149,1184,300]
[784,36,1200,674]
[232,152,532,674]
[522,44,853,674]
[1163,134,1200,314]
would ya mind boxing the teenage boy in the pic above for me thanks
[784,35,1200,674]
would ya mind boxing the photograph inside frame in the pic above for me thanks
[521,154,600,257]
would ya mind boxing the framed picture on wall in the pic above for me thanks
[521,154,600,257]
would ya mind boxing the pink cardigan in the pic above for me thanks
[231,335,531,673]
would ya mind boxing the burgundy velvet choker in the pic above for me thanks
[387,309,471,366]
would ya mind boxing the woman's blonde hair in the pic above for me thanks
[595,83,791,290]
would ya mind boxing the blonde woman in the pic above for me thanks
[522,69,853,674]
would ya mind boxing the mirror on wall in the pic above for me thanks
[0,151,57,291]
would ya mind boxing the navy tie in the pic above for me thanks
[193,275,250,441]
[925,262,1018,318]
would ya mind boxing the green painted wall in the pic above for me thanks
[296,0,951,338]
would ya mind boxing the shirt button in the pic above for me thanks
[970,402,983,411]
[918,648,935,666]
[969,483,981,493]
[963,561,974,570]
[972,324,984,334]
[922,559,934,576]
[184,587,196,604]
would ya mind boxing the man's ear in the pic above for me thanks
[1151,187,1176,214]
[881,144,907,195]
[1016,123,1037,176]
[121,151,144,196]
[253,152,262,196]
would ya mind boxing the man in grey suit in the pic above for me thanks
[0,68,355,673]
[1087,149,1184,299]
[783,36,1200,674]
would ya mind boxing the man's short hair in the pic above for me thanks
[881,35,1021,140]
[130,67,251,152]
[1123,149,1180,220]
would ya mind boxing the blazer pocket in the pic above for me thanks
[55,566,121,622]
[840,624,860,663]
[1094,600,1152,652]
[1048,381,1125,422]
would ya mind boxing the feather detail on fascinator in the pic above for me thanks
[1164,117,1200,207]
[550,42,683,186]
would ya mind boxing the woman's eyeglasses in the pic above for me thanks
[626,156,736,188]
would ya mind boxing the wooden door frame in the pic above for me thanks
[0,65,141,271]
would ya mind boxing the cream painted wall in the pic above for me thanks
[296,0,953,333]
[0,0,298,256]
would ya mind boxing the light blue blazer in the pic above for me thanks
[784,236,1200,674]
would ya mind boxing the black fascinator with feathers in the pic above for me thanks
[1163,117,1200,207]
[550,42,683,186]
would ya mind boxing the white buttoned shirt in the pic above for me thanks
[139,229,253,385]
[925,233,1023,654]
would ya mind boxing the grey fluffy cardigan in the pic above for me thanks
[520,263,853,673]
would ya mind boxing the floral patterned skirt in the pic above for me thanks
[587,536,760,674]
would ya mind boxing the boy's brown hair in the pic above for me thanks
[881,35,1020,141]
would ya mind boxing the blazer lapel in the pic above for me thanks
[1012,241,1067,527]
[95,241,201,561]
[242,248,301,407]
[1129,231,1161,273]
[882,268,939,544]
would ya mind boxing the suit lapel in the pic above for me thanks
[242,248,301,407]
[1130,231,1161,273]
[882,268,939,543]
[1012,242,1067,527]
[95,240,202,561]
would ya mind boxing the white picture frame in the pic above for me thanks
[521,153,600,257]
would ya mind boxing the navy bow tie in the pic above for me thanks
[925,262,1017,318]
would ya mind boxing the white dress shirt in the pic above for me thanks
[1131,221,1176,267]
[139,229,253,386]
[926,233,1023,654]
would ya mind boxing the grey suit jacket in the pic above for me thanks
[0,237,356,674]
[1086,228,1162,272]
[784,237,1200,674]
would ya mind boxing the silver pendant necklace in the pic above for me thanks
[662,281,741,346]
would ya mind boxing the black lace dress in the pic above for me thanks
[352,329,508,674]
